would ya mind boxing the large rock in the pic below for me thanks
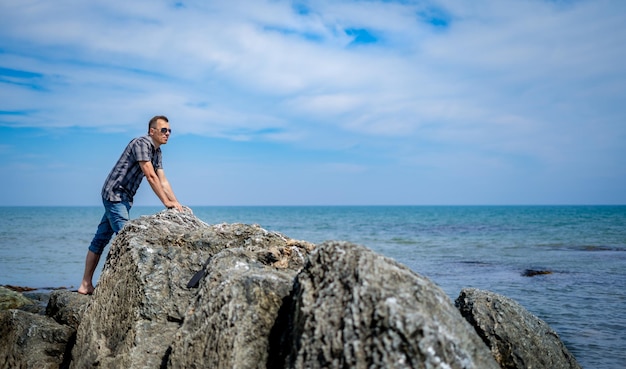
[0,309,74,369]
[273,241,500,369]
[46,289,91,330]
[1,210,581,368]
[167,248,301,368]
[455,288,582,369]
[70,209,314,369]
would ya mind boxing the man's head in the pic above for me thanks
[148,115,171,147]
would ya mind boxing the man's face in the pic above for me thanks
[150,119,171,145]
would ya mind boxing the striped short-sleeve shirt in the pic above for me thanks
[101,135,162,203]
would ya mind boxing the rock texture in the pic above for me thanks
[273,241,500,369]
[1,210,583,369]
[455,288,582,369]
[70,210,315,369]
[0,286,35,310]
[46,290,91,330]
[0,309,74,369]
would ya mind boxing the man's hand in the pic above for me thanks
[165,200,184,212]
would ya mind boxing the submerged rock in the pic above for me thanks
[522,269,553,277]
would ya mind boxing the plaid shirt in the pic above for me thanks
[101,135,162,203]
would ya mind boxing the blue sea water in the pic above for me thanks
[1,205,624,368]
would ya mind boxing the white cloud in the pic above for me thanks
[1,0,625,204]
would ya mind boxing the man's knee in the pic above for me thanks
[88,240,107,255]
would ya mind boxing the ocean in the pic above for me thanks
[1,205,624,368]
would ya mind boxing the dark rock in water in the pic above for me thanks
[0,309,74,369]
[2,285,82,316]
[0,210,583,368]
[522,269,553,277]
[274,241,500,369]
[0,286,35,311]
[455,288,582,369]
[3,285,37,293]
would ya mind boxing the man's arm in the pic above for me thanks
[156,168,182,207]
[139,161,183,211]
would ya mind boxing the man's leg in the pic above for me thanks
[78,211,113,295]
[77,201,130,295]
[78,251,101,295]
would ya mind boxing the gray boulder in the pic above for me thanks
[70,209,315,369]
[0,309,74,369]
[46,289,91,330]
[455,288,582,369]
[275,241,500,369]
[167,248,301,368]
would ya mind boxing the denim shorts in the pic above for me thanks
[88,199,131,255]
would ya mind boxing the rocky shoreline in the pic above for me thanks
[1,209,581,369]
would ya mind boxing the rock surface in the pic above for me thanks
[0,309,74,369]
[46,290,91,330]
[1,210,582,369]
[0,286,36,310]
[273,241,500,369]
[70,210,315,369]
[455,288,582,369]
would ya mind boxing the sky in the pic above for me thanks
[1,0,625,206]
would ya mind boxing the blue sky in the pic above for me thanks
[1,0,625,206]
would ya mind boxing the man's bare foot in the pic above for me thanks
[77,283,94,295]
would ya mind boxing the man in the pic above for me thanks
[78,115,184,295]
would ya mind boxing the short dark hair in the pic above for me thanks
[148,115,169,130]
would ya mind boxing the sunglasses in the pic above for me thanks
[157,128,172,134]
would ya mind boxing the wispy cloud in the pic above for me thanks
[1,0,625,205]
